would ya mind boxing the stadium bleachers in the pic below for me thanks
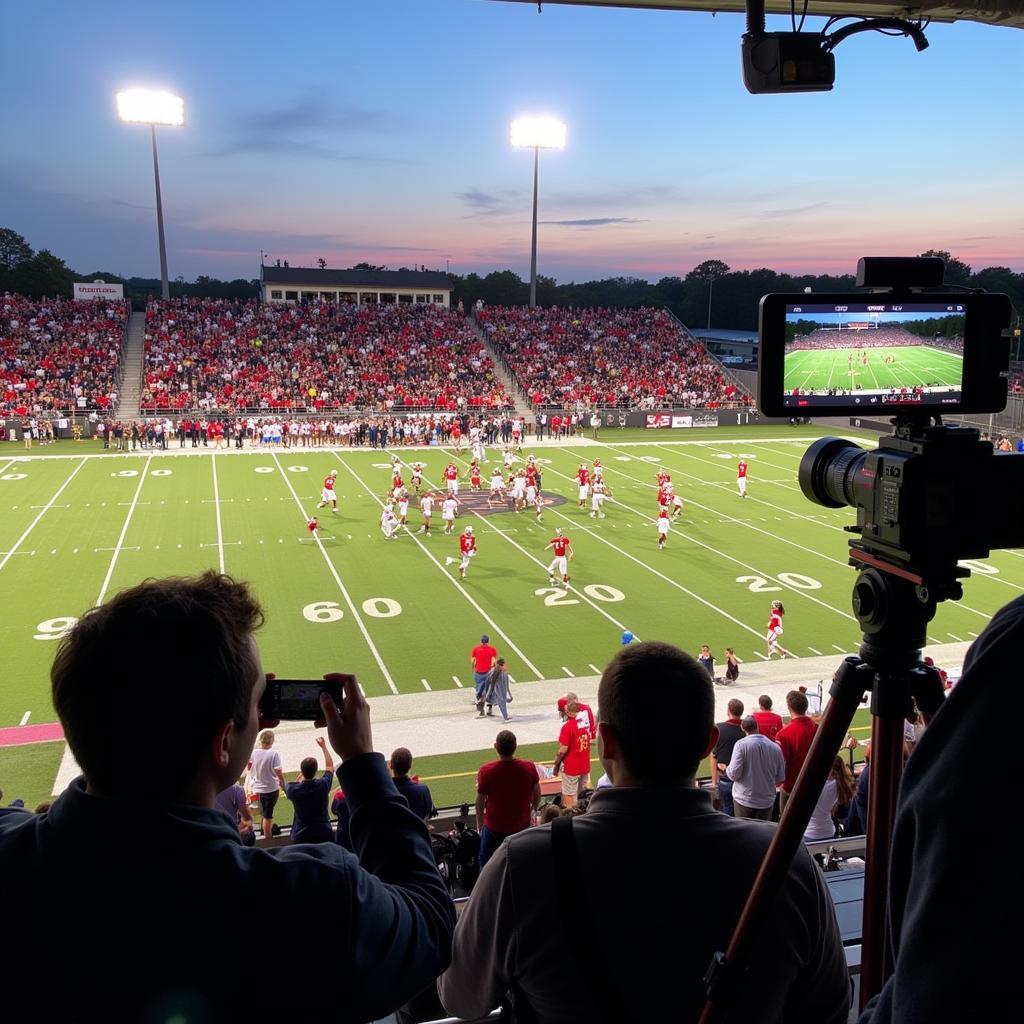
[140,298,512,413]
[1,294,129,414]
[476,305,746,409]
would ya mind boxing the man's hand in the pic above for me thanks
[319,673,373,762]
[315,736,327,751]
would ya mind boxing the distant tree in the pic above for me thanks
[351,262,385,272]
[688,260,731,328]
[317,258,327,270]
[919,249,972,287]
[13,249,76,298]
[0,228,33,271]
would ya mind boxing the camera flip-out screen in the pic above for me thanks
[758,290,1010,418]
[781,300,966,410]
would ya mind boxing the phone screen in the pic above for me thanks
[265,679,341,720]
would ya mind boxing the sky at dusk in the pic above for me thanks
[1,0,1021,284]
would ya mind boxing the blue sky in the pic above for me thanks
[1,0,1021,282]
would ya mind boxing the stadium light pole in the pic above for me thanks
[116,89,185,301]
[510,117,567,308]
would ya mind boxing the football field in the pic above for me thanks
[1,425,1021,733]
[784,345,963,393]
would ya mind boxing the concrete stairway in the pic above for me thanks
[116,312,146,420]
[467,314,532,414]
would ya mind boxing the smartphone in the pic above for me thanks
[261,678,342,721]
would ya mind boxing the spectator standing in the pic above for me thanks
[552,700,593,808]
[470,633,498,704]
[753,693,784,741]
[475,730,541,867]
[710,698,745,816]
[776,689,819,816]
[389,747,435,822]
[438,642,848,1023]
[285,736,336,844]
[250,728,286,839]
[727,717,786,820]
[479,658,512,721]
[215,781,255,847]
[0,573,454,1021]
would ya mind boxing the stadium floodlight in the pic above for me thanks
[510,116,567,308]
[116,89,185,300]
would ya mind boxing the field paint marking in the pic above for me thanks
[96,455,153,606]
[271,451,398,694]
[19,711,30,726]
[808,646,823,655]
[30,504,70,510]
[832,644,848,653]
[589,663,601,674]
[968,631,979,638]
[753,652,770,660]
[420,678,432,691]
[0,458,87,574]
[0,459,18,476]
[437,452,640,640]
[947,633,964,642]
[452,675,464,688]
[561,666,574,676]
[200,541,242,548]
[551,447,855,626]
[508,675,516,684]
[335,452,545,680]
[211,454,226,574]
[95,546,141,552]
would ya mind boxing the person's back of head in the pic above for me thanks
[391,746,413,778]
[52,571,264,802]
[495,730,517,758]
[598,641,713,785]
[787,690,809,717]
[300,756,318,780]
[727,698,744,718]
[758,694,773,711]
[741,716,758,735]
[258,728,275,748]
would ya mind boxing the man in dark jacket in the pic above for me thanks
[0,572,454,1023]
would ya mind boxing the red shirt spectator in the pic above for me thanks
[775,693,818,795]
[477,758,539,834]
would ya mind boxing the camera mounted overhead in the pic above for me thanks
[741,0,930,93]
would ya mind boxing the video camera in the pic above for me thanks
[758,257,1024,607]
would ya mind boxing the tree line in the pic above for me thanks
[2,227,1020,334]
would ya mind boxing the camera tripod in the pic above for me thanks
[700,564,949,1021]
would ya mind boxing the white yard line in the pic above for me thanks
[96,455,153,605]
[334,452,545,680]
[270,451,398,694]
[0,458,87,574]
[452,675,464,687]
[211,453,226,574]
[19,711,30,726]
[420,678,432,691]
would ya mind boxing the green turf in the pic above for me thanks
[784,345,962,393]
[1,424,1009,799]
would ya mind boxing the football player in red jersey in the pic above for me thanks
[656,508,670,549]
[306,515,319,536]
[767,600,790,658]
[545,529,574,588]
[457,525,477,578]
[444,463,459,496]
[737,459,748,498]
[317,469,339,513]
[467,461,482,491]
[577,464,590,508]
[657,468,671,489]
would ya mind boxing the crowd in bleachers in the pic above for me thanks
[0,293,128,414]
[141,298,511,413]
[476,305,746,409]
[788,325,964,352]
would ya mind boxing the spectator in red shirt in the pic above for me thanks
[753,693,784,742]
[469,634,498,703]
[552,700,593,808]
[475,730,541,867]
[775,690,818,816]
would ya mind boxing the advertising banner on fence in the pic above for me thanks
[671,415,693,428]
[645,414,672,429]
[693,414,719,428]
[73,282,124,301]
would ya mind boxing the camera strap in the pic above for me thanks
[551,814,630,1024]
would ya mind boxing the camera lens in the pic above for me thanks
[798,437,866,508]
